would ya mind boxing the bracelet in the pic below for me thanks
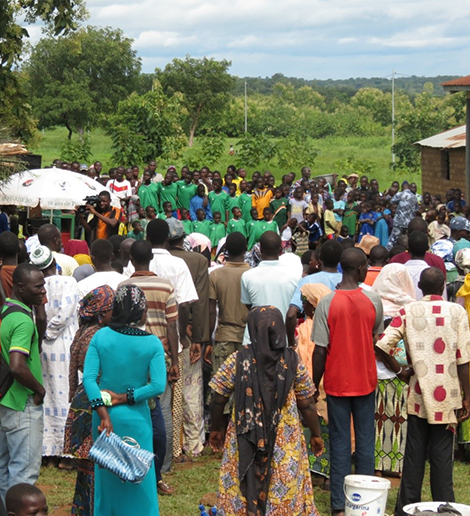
[396,367,403,376]
[90,397,105,409]
[127,388,136,406]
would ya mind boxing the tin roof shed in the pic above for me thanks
[415,125,466,149]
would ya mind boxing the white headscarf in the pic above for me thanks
[371,263,416,317]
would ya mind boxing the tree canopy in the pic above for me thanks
[25,26,141,139]
[157,56,235,146]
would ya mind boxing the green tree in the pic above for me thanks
[0,0,87,142]
[157,56,235,147]
[25,26,141,140]
[106,81,187,166]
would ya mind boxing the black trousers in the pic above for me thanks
[396,415,455,516]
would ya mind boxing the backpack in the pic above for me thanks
[0,302,35,400]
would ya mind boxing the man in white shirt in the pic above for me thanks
[77,239,125,298]
[241,231,301,345]
[405,231,430,300]
[37,224,78,277]
[106,166,132,201]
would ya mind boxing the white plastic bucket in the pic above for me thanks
[344,474,391,516]
[403,502,470,516]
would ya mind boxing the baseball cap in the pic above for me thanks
[450,216,470,232]
[167,218,185,240]
[30,245,54,270]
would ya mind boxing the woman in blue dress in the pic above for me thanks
[83,285,166,516]
[358,201,377,242]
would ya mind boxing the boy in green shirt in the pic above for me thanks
[247,207,279,250]
[156,172,178,212]
[127,220,145,240]
[208,178,229,222]
[226,183,240,214]
[138,170,159,212]
[157,201,174,220]
[180,208,194,235]
[227,207,247,237]
[239,182,254,223]
[209,211,227,249]
[176,171,198,210]
[193,209,212,238]
[270,186,290,231]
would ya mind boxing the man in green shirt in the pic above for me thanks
[138,170,159,212]
[157,172,178,213]
[208,178,229,222]
[176,172,198,211]
[238,182,254,223]
[0,263,46,500]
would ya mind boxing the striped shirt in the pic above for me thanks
[119,272,178,341]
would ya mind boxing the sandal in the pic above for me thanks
[174,454,192,464]
[157,481,173,496]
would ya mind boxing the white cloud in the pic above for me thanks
[21,0,470,79]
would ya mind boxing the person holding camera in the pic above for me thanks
[77,191,119,242]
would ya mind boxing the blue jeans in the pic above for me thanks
[0,396,44,501]
[327,392,375,511]
[150,398,166,483]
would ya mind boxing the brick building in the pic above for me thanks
[416,125,466,196]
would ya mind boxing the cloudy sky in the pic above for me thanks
[27,0,470,79]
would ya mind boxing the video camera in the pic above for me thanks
[77,195,101,215]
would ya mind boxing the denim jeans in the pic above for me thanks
[150,398,167,483]
[0,396,44,501]
[327,391,375,511]
[160,380,173,474]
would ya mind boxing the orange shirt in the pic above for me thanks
[95,209,120,240]
[363,266,383,287]
[252,188,273,218]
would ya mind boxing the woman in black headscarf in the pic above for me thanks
[209,306,323,516]
[83,285,167,516]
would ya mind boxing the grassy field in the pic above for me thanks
[32,128,421,190]
[38,451,470,516]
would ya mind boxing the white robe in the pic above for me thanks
[41,275,79,456]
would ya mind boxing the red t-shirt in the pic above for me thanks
[390,251,446,277]
[312,288,384,397]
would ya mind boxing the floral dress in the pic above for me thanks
[210,353,319,516]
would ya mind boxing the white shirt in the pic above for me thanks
[77,271,126,298]
[404,259,429,301]
[53,251,79,277]
[241,260,301,344]
[106,179,132,199]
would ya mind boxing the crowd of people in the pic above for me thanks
[0,160,469,516]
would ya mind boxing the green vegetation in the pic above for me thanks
[38,454,470,515]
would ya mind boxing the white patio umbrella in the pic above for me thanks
[0,168,120,210]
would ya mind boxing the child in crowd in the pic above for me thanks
[209,178,229,222]
[270,186,290,230]
[137,206,149,236]
[292,221,310,254]
[193,208,212,238]
[179,208,194,235]
[239,181,254,223]
[358,202,376,242]
[323,199,337,239]
[227,207,247,237]
[281,218,298,253]
[226,183,239,214]
[306,212,323,247]
[289,186,308,223]
[337,225,350,242]
[5,483,48,516]
[158,201,174,220]
[145,205,157,220]
[428,210,451,245]
[306,192,323,223]
[127,220,145,240]
[373,199,391,246]
[209,211,227,249]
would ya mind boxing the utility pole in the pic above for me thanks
[244,81,248,133]
[392,70,395,164]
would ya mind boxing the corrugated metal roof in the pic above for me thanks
[441,75,470,87]
[415,125,466,149]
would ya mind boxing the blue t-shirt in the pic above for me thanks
[290,271,343,310]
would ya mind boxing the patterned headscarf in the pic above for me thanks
[109,284,147,329]
[79,285,115,322]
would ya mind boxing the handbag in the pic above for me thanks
[89,431,155,484]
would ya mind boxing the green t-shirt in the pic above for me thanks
[176,181,198,210]
[247,220,279,250]
[226,195,240,215]
[209,222,227,248]
[0,299,42,411]
[138,183,159,212]
[270,198,289,229]
[157,182,178,211]
[208,191,229,222]
[193,220,212,238]
[227,218,247,238]
[127,230,145,240]
[181,219,194,235]
[238,193,253,222]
